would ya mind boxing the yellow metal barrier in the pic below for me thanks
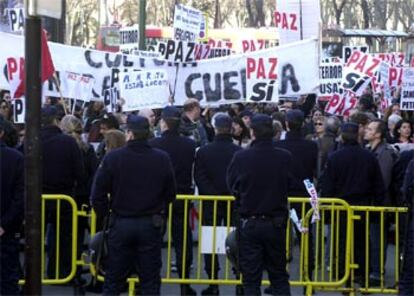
[19,194,90,285]
[26,194,406,296]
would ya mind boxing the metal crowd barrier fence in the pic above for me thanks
[19,194,90,285]
[19,195,407,296]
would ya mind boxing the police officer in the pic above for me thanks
[40,106,83,279]
[227,114,292,296]
[0,115,24,295]
[149,106,197,296]
[90,115,176,295]
[321,122,385,284]
[194,113,242,296]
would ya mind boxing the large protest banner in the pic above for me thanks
[0,32,170,102]
[174,38,320,105]
[342,50,381,96]
[173,4,206,42]
[0,33,319,107]
[119,69,169,111]
[274,0,320,44]
[401,68,414,111]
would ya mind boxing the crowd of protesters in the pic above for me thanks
[1,86,414,295]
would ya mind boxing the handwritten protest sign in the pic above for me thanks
[61,71,95,101]
[7,8,24,32]
[342,45,369,64]
[119,69,169,111]
[173,4,205,42]
[324,91,358,117]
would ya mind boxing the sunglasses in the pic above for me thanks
[314,122,323,126]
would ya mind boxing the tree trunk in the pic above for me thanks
[214,0,222,28]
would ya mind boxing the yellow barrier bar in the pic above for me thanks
[211,199,218,280]
[182,199,189,279]
[56,199,61,279]
[395,211,399,285]
[41,198,45,281]
[365,211,369,288]
[197,200,203,279]
[321,209,325,282]
[314,217,320,282]
[335,208,339,282]
[225,200,231,280]
[380,210,384,289]
[299,201,305,282]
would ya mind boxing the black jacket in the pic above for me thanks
[41,126,83,196]
[273,131,318,196]
[149,130,196,194]
[0,141,24,235]
[227,139,293,218]
[90,139,176,218]
[321,142,385,205]
[195,134,241,195]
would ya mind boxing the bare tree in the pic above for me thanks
[332,0,348,25]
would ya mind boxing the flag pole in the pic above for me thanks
[52,73,68,115]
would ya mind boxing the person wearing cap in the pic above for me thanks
[40,105,84,279]
[227,113,293,296]
[273,109,318,288]
[194,113,242,296]
[321,122,385,285]
[180,98,209,147]
[0,115,24,295]
[90,115,176,295]
[149,106,197,296]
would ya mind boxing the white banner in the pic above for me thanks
[0,33,319,107]
[119,69,169,111]
[401,68,414,111]
[60,71,95,102]
[175,38,320,105]
[372,52,405,67]
[156,40,231,63]
[173,4,205,42]
[324,91,358,117]
[0,32,168,102]
[342,50,381,96]
[275,0,320,45]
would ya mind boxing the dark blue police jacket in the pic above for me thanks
[195,134,241,195]
[321,142,385,206]
[227,139,293,218]
[0,141,24,235]
[41,125,83,196]
[149,130,196,194]
[273,131,318,197]
[90,139,176,218]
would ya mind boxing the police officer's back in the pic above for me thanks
[0,116,24,295]
[90,115,176,295]
[40,106,83,278]
[194,114,241,295]
[227,114,292,296]
[149,106,197,296]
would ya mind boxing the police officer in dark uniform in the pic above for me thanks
[149,106,197,296]
[40,106,83,279]
[194,114,242,296]
[321,123,385,283]
[90,115,176,295]
[0,115,24,295]
[227,114,292,296]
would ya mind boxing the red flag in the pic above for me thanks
[13,29,56,98]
